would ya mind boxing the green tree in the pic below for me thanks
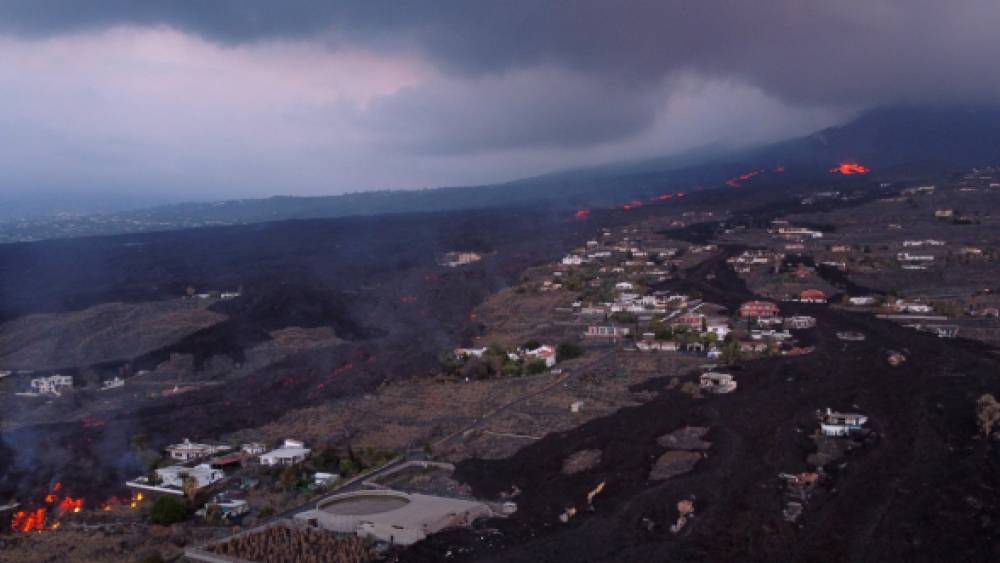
[338,458,357,476]
[150,496,188,525]
[721,340,743,365]
[280,464,305,490]
[524,359,547,375]
[501,362,522,376]
[556,342,584,362]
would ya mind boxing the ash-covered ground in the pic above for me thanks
[401,187,1000,563]
[2,170,999,563]
[0,207,610,503]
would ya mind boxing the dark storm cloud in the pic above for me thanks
[2,0,999,107]
[362,68,659,154]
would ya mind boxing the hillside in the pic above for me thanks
[5,105,1000,244]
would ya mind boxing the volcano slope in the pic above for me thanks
[0,206,613,504]
[405,239,1000,563]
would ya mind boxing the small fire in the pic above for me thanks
[622,200,643,210]
[101,492,143,512]
[652,193,672,202]
[574,209,590,218]
[830,162,869,175]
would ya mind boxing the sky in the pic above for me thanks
[0,1,998,204]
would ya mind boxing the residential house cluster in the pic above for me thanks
[20,374,74,397]
[726,249,783,273]
[126,437,310,497]
[769,220,824,240]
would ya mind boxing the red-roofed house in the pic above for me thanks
[799,289,827,303]
[739,300,779,318]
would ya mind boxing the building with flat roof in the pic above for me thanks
[260,439,310,466]
[296,490,492,546]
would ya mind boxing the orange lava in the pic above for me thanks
[11,508,47,533]
[726,169,764,187]
[56,497,83,516]
[830,162,869,175]
[574,209,590,218]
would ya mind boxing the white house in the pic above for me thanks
[101,377,125,390]
[454,347,488,360]
[524,345,557,367]
[705,318,730,339]
[156,464,224,489]
[585,325,630,338]
[166,439,231,461]
[819,409,868,437]
[561,255,584,266]
[896,252,934,262]
[700,372,737,393]
[894,300,933,314]
[314,472,339,487]
[241,442,267,456]
[260,439,311,466]
[29,375,73,396]
[784,316,817,330]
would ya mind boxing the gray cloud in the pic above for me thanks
[0,1,993,201]
[2,1,999,107]
[361,67,660,154]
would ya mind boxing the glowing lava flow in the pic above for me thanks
[56,497,83,516]
[11,508,47,533]
[726,169,764,188]
[830,162,869,175]
[574,209,590,218]
[622,200,643,210]
[10,484,87,533]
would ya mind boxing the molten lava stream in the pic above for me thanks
[830,162,869,175]
[11,508,47,533]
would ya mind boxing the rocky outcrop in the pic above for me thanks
[649,450,702,481]
[656,426,711,451]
